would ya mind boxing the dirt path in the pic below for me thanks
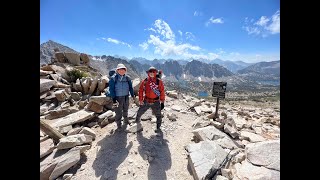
[71,99,197,180]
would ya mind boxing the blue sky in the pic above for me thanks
[40,0,280,63]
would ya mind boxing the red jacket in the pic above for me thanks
[139,77,165,102]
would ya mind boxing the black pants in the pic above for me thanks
[136,100,162,129]
[114,95,129,128]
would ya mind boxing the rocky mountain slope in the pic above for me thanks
[237,60,280,84]
[40,53,280,180]
[40,40,79,66]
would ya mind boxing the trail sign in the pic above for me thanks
[212,82,227,119]
[212,82,227,99]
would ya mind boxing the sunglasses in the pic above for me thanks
[118,68,126,71]
[148,70,157,73]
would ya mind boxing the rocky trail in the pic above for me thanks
[40,51,280,180]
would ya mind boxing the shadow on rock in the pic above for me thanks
[92,124,132,180]
[137,128,172,180]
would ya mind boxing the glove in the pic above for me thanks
[112,102,119,109]
[161,102,164,110]
[113,98,117,103]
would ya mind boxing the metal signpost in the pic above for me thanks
[212,82,227,119]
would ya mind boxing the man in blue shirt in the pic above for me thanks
[108,63,135,131]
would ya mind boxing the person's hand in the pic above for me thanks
[160,102,164,110]
[139,101,144,106]
[112,101,119,109]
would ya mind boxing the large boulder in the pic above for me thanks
[85,101,104,113]
[246,140,280,171]
[192,126,238,149]
[49,148,81,180]
[88,77,98,95]
[55,52,66,63]
[81,77,91,94]
[97,76,108,91]
[233,160,280,180]
[185,141,227,180]
[80,53,90,64]
[64,52,80,65]
[89,95,112,105]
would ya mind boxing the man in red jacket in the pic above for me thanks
[135,67,165,133]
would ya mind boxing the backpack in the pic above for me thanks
[108,68,116,78]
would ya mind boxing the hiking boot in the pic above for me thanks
[154,128,162,133]
[123,118,130,125]
[115,127,123,133]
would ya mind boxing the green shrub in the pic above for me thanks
[67,69,88,82]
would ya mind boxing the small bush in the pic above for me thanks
[67,69,88,82]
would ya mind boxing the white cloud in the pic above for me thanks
[105,37,131,48]
[244,10,280,37]
[147,35,200,56]
[255,16,270,27]
[153,19,175,40]
[185,32,195,41]
[194,11,203,16]
[267,10,280,34]
[141,19,220,60]
[147,28,157,33]
[139,42,148,51]
[206,17,224,26]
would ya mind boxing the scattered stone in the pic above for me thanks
[194,106,202,115]
[98,110,113,120]
[224,124,240,139]
[166,90,178,98]
[171,105,182,111]
[79,100,88,108]
[167,113,177,121]
[125,123,143,133]
[40,79,56,93]
[70,92,82,101]
[40,138,55,159]
[79,127,96,139]
[210,120,224,129]
[62,174,73,180]
[240,131,265,142]
[44,108,78,120]
[66,127,82,136]
[87,121,98,128]
[52,110,95,128]
[59,125,72,134]
[221,168,232,179]
[57,134,93,149]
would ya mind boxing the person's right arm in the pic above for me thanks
[138,79,145,105]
